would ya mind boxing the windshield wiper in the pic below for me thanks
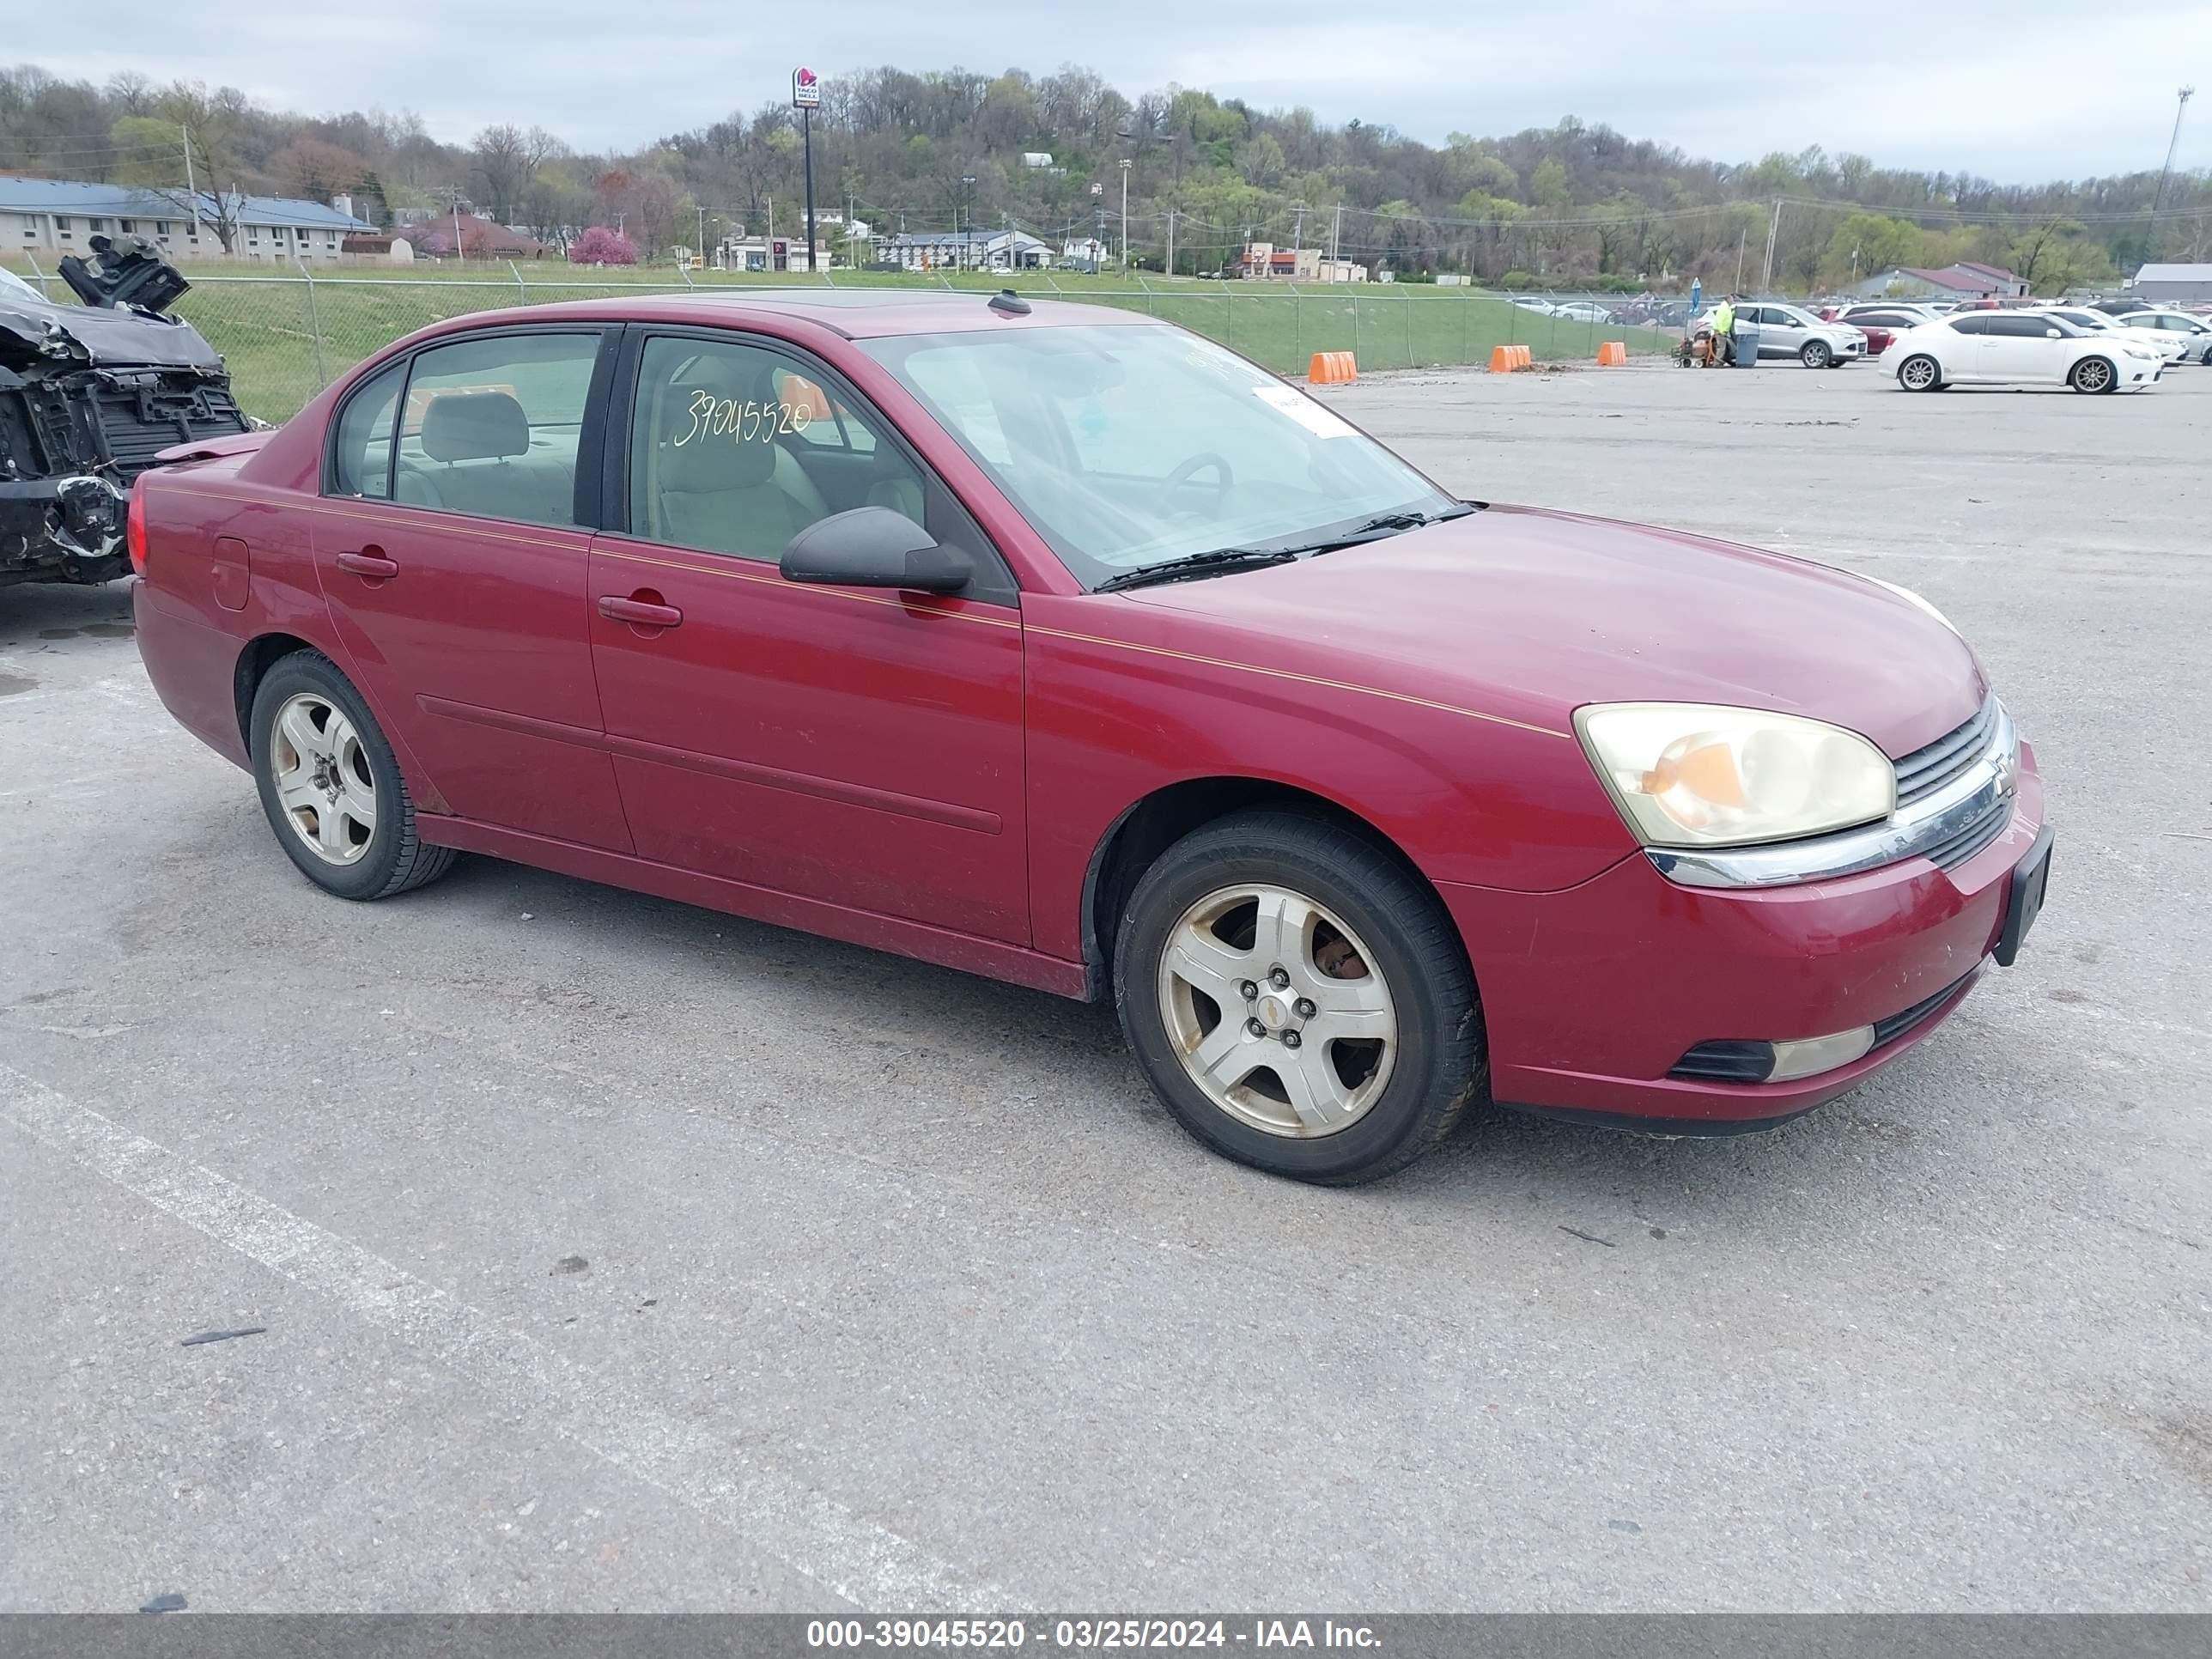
[1093,505,1480,593]
[1298,502,1480,556]
[1094,548,1301,593]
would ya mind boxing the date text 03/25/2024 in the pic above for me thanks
[805,1620,1381,1650]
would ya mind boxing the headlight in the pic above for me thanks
[1575,704,1896,849]
[2124,345,2158,359]
[1861,574,1959,635]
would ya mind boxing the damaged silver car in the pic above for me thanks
[1,235,250,587]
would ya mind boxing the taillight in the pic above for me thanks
[126,484,148,575]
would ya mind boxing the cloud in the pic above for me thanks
[15,0,2207,180]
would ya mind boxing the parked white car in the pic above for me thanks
[2114,309,2212,365]
[1510,297,1558,315]
[1888,313,2164,393]
[1550,301,1613,323]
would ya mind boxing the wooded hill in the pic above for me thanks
[4,60,2203,291]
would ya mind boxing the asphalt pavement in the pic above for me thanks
[3,359,2207,1613]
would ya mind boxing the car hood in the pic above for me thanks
[1124,505,1984,757]
[0,297,225,371]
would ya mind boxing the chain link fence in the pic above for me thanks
[12,258,1682,422]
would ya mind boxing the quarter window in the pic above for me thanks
[392,331,603,526]
[1948,315,1995,335]
[626,334,930,562]
[330,360,405,499]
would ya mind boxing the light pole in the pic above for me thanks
[1119,159,1131,265]
[961,175,976,270]
[2148,86,2196,264]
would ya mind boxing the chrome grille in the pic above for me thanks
[1922,795,2012,871]
[1893,696,2000,807]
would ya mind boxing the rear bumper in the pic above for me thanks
[1443,748,2045,1128]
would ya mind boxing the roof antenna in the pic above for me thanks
[988,288,1031,316]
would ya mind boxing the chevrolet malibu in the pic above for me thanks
[130,292,2052,1183]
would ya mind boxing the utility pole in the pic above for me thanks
[1735,224,1747,292]
[179,123,206,242]
[1759,198,1781,294]
[1331,203,1342,265]
[696,204,705,266]
[1292,200,1307,251]
[1165,205,1176,278]
[2147,87,2196,265]
[1119,159,1131,265]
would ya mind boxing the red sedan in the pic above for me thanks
[129,291,2051,1182]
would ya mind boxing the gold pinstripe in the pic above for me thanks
[593,546,1020,629]
[161,488,1562,736]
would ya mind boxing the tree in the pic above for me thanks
[569,225,635,265]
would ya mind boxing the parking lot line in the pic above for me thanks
[0,1060,1006,1612]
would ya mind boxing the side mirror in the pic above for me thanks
[781,505,973,594]
[2046,329,2063,338]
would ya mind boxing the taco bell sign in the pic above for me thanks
[791,67,821,109]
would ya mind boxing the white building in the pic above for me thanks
[878,228,1050,271]
[0,175,374,263]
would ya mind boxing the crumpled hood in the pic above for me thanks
[1127,504,1986,757]
[0,299,225,372]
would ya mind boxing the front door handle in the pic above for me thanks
[336,548,399,579]
[599,594,684,629]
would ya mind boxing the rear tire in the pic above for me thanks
[1897,354,1942,392]
[1801,339,1832,368]
[1112,810,1485,1185]
[249,650,456,901]
[2069,356,2118,395]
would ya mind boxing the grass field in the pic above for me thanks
[3,253,1679,421]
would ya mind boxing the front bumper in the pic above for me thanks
[0,473,130,584]
[1443,744,2046,1129]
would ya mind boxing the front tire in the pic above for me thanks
[250,650,456,900]
[1897,354,1942,392]
[1112,810,1484,1184]
[2070,356,2118,395]
[1801,339,1832,368]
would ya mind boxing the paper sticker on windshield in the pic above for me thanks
[1252,383,1357,439]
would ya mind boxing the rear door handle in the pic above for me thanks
[336,549,399,579]
[599,595,684,629]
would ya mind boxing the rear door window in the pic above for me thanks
[392,331,604,526]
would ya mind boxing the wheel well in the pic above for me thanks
[233,633,316,750]
[1081,777,1437,996]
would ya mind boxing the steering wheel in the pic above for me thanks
[1164,452,1235,495]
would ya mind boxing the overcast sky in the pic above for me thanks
[18,1,2209,184]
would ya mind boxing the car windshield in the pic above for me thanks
[859,324,1457,586]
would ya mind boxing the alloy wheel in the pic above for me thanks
[1155,884,1398,1138]
[1899,356,1937,391]
[270,692,377,866]
[2075,358,2114,393]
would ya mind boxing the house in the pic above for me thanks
[878,229,1049,271]
[0,174,374,263]
[1849,261,2028,301]
[415,213,549,259]
[1238,242,1323,281]
[2129,263,2212,305]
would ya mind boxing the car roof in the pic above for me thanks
[501,288,1155,339]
